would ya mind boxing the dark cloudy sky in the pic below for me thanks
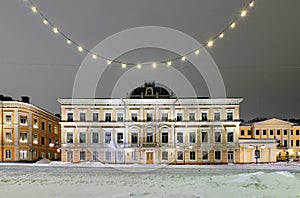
[0,0,299,120]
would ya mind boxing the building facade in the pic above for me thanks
[58,83,246,164]
[0,96,61,162]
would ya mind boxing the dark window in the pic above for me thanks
[296,130,300,135]
[248,130,252,136]
[215,132,221,143]
[93,113,98,122]
[79,132,86,143]
[296,140,300,147]
[227,132,234,142]
[227,112,233,121]
[177,151,183,160]
[284,140,288,147]
[147,132,153,143]
[146,113,152,122]
[270,130,274,136]
[256,130,260,136]
[41,136,45,145]
[79,113,86,122]
[291,140,294,147]
[190,151,196,160]
[131,113,138,122]
[92,132,99,144]
[48,124,52,132]
[215,151,221,160]
[176,113,182,121]
[162,152,168,160]
[241,130,245,136]
[105,113,112,122]
[41,122,45,130]
[189,132,196,143]
[162,132,168,143]
[177,132,183,143]
[162,113,168,121]
[131,133,138,144]
[67,113,73,121]
[263,130,267,135]
[117,113,123,122]
[284,130,288,135]
[189,113,195,121]
[202,151,208,160]
[291,130,293,135]
[202,132,208,143]
[214,112,220,121]
[277,130,281,135]
[67,132,73,143]
[117,133,123,143]
[201,112,208,121]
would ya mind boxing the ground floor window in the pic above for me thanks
[80,151,86,161]
[54,153,58,160]
[190,151,196,160]
[105,151,112,161]
[33,151,38,159]
[162,151,168,161]
[177,151,183,160]
[215,151,221,160]
[48,152,52,159]
[92,151,98,161]
[132,152,138,161]
[41,152,45,159]
[202,151,209,160]
[19,150,27,160]
[5,150,12,159]
[117,151,124,161]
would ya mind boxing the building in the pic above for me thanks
[58,82,245,164]
[0,95,61,162]
[240,118,300,163]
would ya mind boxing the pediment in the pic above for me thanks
[254,118,293,126]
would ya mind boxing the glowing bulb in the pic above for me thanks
[53,27,59,33]
[167,61,172,66]
[181,56,186,61]
[137,64,142,69]
[32,6,38,13]
[67,39,71,44]
[207,40,214,47]
[152,63,157,68]
[92,54,97,59]
[195,49,200,55]
[121,63,126,69]
[230,23,236,28]
[78,46,83,52]
[43,19,48,24]
[219,33,224,38]
[107,60,112,65]
[241,10,247,17]
[249,1,254,7]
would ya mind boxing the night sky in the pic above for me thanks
[0,0,299,120]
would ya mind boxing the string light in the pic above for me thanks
[24,0,257,68]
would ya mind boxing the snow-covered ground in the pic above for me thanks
[1,162,300,198]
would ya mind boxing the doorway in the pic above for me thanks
[227,151,234,163]
[146,152,153,164]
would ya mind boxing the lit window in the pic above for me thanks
[54,126,58,134]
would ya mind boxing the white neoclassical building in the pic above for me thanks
[58,82,245,164]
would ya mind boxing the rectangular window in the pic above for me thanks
[227,112,233,121]
[117,151,124,161]
[80,151,86,161]
[105,113,112,122]
[80,112,86,122]
[19,132,28,143]
[5,115,12,125]
[132,152,138,161]
[41,152,45,159]
[291,140,294,147]
[248,130,252,136]
[20,116,27,125]
[131,113,138,122]
[284,140,288,147]
[162,113,168,121]
[48,138,52,144]
[227,132,234,142]
[41,136,45,145]
[5,131,12,142]
[117,133,124,143]
[67,112,73,121]
[215,132,221,143]
[54,126,58,134]
[277,130,281,135]
[92,132,99,144]
[146,113,152,122]
[176,113,183,121]
[79,132,86,143]
[105,151,111,161]
[270,130,274,136]
[215,151,221,160]
[117,113,123,122]
[5,150,12,159]
[48,124,52,132]
[177,151,183,160]
[33,118,38,128]
[297,130,300,135]
[214,112,220,121]
[33,134,38,144]
[19,150,27,160]
[162,132,168,143]
[296,140,300,147]
[177,132,183,143]
[93,112,99,122]
[105,132,111,143]
[241,130,245,136]
[190,151,196,160]
[284,130,288,135]
[201,131,208,143]
[189,112,195,121]
[201,112,208,121]
[48,152,52,160]
[147,132,153,143]
[41,121,45,130]
[291,130,293,135]
[67,132,73,143]
[162,151,168,161]
[189,132,196,143]
[131,133,138,144]
[33,151,38,159]
[202,151,208,160]
[256,130,260,136]
[263,130,267,135]
[92,151,98,161]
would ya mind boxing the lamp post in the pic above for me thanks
[249,144,265,164]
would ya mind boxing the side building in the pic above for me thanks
[0,95,61,162]
[58,82,244,164]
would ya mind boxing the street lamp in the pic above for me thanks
[249,144,265,164]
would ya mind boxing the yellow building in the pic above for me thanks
[58,82,243,164]
[0,95,61,162]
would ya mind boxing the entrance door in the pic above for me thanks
[67,151,73,162]
[227,151,234,163]
[146,152,153,164]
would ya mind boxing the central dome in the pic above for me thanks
[129,81,175,99]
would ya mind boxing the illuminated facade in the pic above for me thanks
[0,96,61,162]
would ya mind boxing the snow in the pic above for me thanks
[1,163,300,197]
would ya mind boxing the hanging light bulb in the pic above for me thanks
[78,46,83,52]
[230,23,236,28]
[152,63,157,68]
[121,63,126,69]
[195,49,200,55]
[207,40,214,47]
[31,6,38,13]
[249,1,255,7]
[66,39,71,44]
[107,60,112,65]
[219,33,224,38]
[137,64,142,69]
[53,27,59,33]
[92,54,97,59]
[43,19,48,24]
[241,10,247,17]
[167,61,172,66]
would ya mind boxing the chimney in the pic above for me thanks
[21,96,30,103]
